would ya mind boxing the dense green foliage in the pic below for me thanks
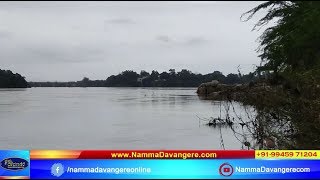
[239,1,320,149]
[29,69,255,87]
[0,69,29,88]
[242,1,320,74]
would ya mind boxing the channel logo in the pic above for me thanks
[219,163,234,177]
[0,158,29,171]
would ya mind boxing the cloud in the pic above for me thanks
[156,35,172,43]
[0,41,106,65]
[155,35,209,46]
[105,18,135,25]
[0,31,12,39]
[184,37,209,46]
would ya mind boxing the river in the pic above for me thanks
[0,87,253,149]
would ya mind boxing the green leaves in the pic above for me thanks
[244,1,320,73]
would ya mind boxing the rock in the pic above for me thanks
[205,80,219,87]
[196,85,207,94]
[209,91,222,99]
[197,80,221,95]
[197,80,237,96]
[211,80,219,85]
[196,80,268,101]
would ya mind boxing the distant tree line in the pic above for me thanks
[29,69,256,87]
[0,69,29,88]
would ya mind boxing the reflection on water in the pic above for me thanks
[0,87,250,149]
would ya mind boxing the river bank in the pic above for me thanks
[196,80,276,104]
[196,79,320,149]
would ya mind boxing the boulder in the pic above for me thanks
[206,80,219,86]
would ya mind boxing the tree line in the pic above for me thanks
[29,69,256,87]
[0,69,29,88]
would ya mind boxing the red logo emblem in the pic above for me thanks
[219,163,234,177]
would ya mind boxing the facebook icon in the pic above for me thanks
[51,163,64,177]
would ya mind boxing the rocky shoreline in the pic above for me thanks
[196,80,275,103]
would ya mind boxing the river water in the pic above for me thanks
[0,87,253,149]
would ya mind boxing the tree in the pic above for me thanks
[169,69,176,75]
[204,71,225,83]
[120,70,139,86]
[0,69,29,88]
[177,69,192,82]
[30,69,254,87]
[242,1,320,73]
[225,73,241,84]
[79,77,90,87]
[160,72,170,80]
[150,70,159,80]
[140,70,150,77]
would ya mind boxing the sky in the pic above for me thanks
[0,1,267,82]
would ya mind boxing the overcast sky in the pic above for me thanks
[0,1,267,81]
